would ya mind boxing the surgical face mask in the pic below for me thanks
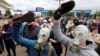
[72,25,89,45]
[37,28,50,44]
[3,21,9,25]
[27,25,33,29]
[50,23,54,26]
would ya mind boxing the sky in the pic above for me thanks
[5,0,100,11]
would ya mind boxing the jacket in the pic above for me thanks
[13,24,57,56]
[3,24,13,40]
[23,25,40,40]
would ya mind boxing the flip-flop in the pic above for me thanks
[54,0,75,20]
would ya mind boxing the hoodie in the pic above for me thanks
[53,20,99,56]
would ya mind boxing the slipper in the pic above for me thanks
[20,12,35,22]
[13,12,35,26]
[54,0,75,20]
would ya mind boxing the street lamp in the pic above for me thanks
[55,0,64,6]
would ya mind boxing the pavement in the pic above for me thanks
[0,45,66,56]
[0,45,27,56]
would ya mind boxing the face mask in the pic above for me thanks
[72,25,89,45]
[27,25,33,29]
[37,28,50,44]
[3,22,9,25]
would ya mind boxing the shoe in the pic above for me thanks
[13,12,35,27]
[54,0,75,20]
[13,12,35,23]
[20,12,35,23]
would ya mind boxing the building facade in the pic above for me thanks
[0,0,13,14]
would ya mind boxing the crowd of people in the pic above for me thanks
[0,0,100,56]
[0,12,100,56]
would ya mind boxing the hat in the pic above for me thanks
[54,0,75,20]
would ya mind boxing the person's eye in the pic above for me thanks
[42,34,45,37]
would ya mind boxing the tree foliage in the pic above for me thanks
[0,10,1,15]
[47,10,54,16]
[5,10,11,15]
[64,12,73,16]
[96,11,100,16]
[91,11,100,18]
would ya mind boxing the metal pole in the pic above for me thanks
[59,0,61,7]
[55,0,64,7]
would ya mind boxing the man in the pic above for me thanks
[53,0,99,56]
[22,16,41,52]
[23,21,40,40]
[1,17,16,56]
[13,12,57,56]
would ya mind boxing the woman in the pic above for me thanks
[89,23,100,55]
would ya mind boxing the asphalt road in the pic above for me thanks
[0,45,65,56]
[0,45,27,56]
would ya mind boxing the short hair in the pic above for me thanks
[90,23,98,32]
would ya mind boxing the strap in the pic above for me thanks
[48,45,53,56]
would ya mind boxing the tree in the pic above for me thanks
[5,10,11,15]
[47,10,54,16]
[91,11,100,18]
[97,11,100,16]
[0,10,1,15]
[64,12,73,16]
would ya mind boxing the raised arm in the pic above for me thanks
[13,24,36,47]
[53,20,72,46]
[53,0,75,46]
[13,12,36,47]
